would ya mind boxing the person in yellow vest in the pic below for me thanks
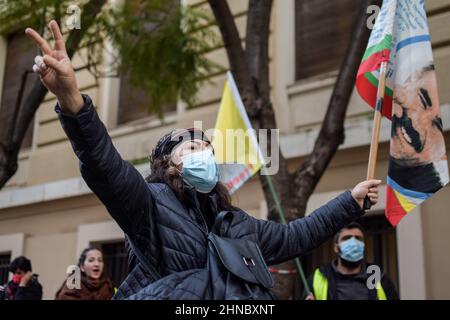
[306,222,399,300]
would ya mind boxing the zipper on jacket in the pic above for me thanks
[194,205,209,234]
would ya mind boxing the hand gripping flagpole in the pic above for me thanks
[364,59,388,210]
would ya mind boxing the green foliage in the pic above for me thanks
[0,0,221,117]
[0,0,70,34]
[97,0,222,116]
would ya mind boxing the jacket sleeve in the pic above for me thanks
[252,190,364,266]
[55,94,153,237]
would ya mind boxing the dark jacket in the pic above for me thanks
[307,261,399,300]
[55,95,365,299]
[3,277,43,300]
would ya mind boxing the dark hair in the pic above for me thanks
[9,256,32,273]
[333,222,365,243]
[78,247,102,268]
[146,152,234,212]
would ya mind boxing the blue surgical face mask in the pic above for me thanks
[338,237,365,262]
[181,149,219,193]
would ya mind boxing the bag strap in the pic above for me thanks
[125,235,161,282]
[211,211,234,236]
[127,211,233,281]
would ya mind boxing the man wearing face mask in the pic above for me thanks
[2,256,42,300]
[25,21,382,299]
[307,222,399,300]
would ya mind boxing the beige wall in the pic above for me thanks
[421,186,450,299]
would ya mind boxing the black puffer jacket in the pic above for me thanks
[56,95,365,299]
[3,278,42,300]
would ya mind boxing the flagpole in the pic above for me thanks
[366,60,388,181]
[262,169,312,296]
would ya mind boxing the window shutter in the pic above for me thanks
[295,0,360,80]
[117,74,177,125]
[1,32,37,149]
[0,252,11,285]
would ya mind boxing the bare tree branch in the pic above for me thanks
[207,0,255,112]
[244,0,296,221]
[208,0,295,221]
[245,0,272,111]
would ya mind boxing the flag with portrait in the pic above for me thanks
[356,0,449,226]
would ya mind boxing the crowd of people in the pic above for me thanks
[1,222,399,300]
[2,19,396,301]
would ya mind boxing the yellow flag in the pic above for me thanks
[212,72,264,194]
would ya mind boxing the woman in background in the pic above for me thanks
[56,247,114,300]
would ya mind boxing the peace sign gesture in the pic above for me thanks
[25,20,83,114]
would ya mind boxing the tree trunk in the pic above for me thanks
[0,0,107,190]
[208,0,293,221]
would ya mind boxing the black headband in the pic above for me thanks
[151,128,211,160]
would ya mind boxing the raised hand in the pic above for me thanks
[19,271,33,287]
[25,20,84,114]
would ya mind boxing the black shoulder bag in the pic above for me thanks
[124,211,275,300]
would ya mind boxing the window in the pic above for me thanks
[116,0,180,125]
[295,0,360,80]
[0,31,37,149]
[117,74,177,125]
[0,252,11,285]
[99,241,128,288]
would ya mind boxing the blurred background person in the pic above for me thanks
[55,247,114,300]
[2,256,42,300]
[306,222,399,300]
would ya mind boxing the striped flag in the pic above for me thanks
[356,0,449,226]
[212,72,265,194]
